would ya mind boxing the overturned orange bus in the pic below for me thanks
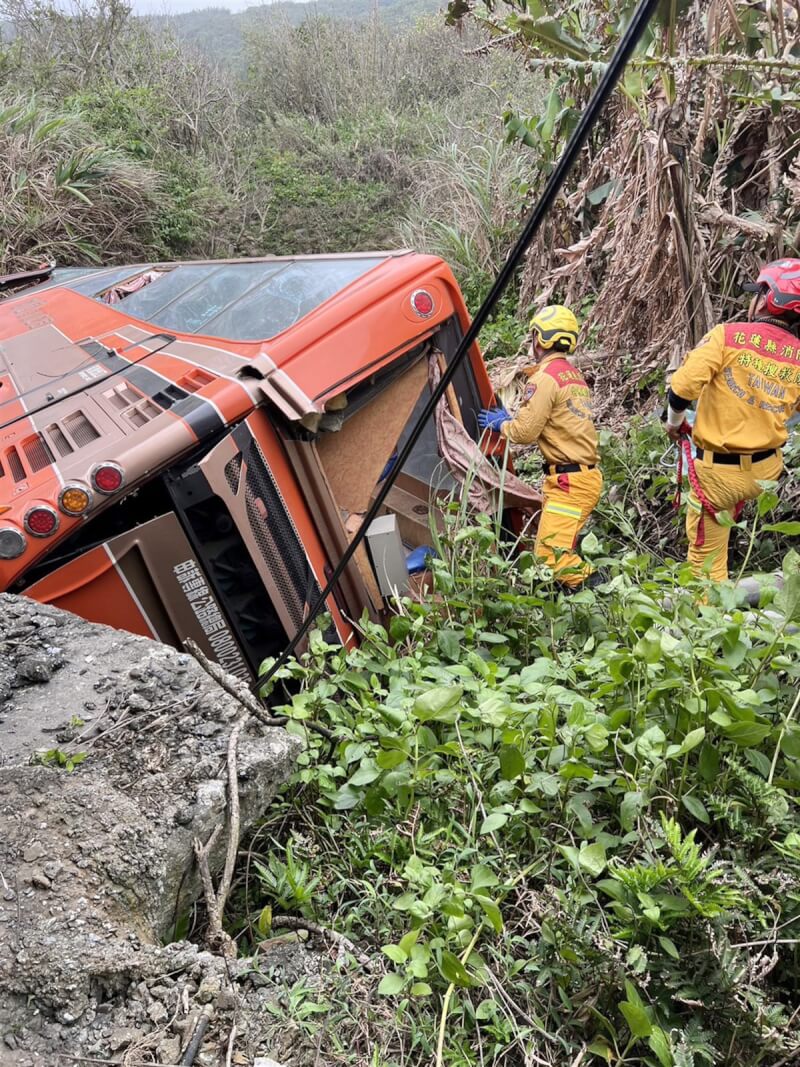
[0,252,536,679]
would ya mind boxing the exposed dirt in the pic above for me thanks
[0,594,311,1065]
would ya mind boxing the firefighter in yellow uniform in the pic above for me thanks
[666,258,800,581]
[479,305,603,588]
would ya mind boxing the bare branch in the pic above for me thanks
[265,915,377,971]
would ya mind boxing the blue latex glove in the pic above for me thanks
[477,406,510,433]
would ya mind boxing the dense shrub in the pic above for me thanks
[248,519,800,1065]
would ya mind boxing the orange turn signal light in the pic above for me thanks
[58,484,92,516]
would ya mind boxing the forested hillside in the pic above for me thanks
[149,0,445,66]
[0,0,536,287]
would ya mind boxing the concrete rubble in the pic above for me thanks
[0,593,320,1066]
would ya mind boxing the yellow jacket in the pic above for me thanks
[501,354,599,466]
[670,322,800,453]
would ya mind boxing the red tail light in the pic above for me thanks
[411,289,435,318]
[24,505,59,537]
[90,462,124,495]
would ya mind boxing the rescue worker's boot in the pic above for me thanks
[557,567,609,596]
[736,572,784,608]
[585,568,609,589]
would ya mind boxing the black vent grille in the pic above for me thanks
[7,447,25,482]
[46,423,74,457]
[242,436,320,632]
[225,455,243,495]
[22,434,54,473]
[62,411,100,448]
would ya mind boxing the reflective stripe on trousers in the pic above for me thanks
[534,468,603,587]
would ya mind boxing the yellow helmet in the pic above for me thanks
[530,304,579,354]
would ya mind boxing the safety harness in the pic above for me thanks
[674,422,744,546]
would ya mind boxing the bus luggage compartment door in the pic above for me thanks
[25,512,250,681]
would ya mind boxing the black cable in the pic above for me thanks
[257,0,661,692]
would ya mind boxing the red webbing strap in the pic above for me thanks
[678,426,750,546]
[675,426,715,547]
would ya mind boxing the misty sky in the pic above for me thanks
[132,0,313,13]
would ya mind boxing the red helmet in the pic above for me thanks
[745,258,800,316]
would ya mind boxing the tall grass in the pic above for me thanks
[0,98,162,270]
[400,138,532,289]
[0,0,544,273]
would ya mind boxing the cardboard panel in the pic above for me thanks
[317,358,428,514]
[283,438,383,618]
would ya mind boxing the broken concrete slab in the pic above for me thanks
[0,593,302,1064]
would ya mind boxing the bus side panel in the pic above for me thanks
[25,543,158,639]
[25,514,251,681]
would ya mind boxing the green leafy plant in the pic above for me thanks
[33,747,87,773]
[253,838,321,916]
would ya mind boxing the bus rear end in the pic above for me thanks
[2,253,501,679]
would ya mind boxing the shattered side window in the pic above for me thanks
[107,265,216,322]
[203,258,384,340]
[395,382,456,492]
[65,257,387,341]
[145,262,285,334]
[54,267,104,283]
[67,265,148,295]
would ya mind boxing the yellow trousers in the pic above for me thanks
[535,468,603,587]
[686,451,783,581]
